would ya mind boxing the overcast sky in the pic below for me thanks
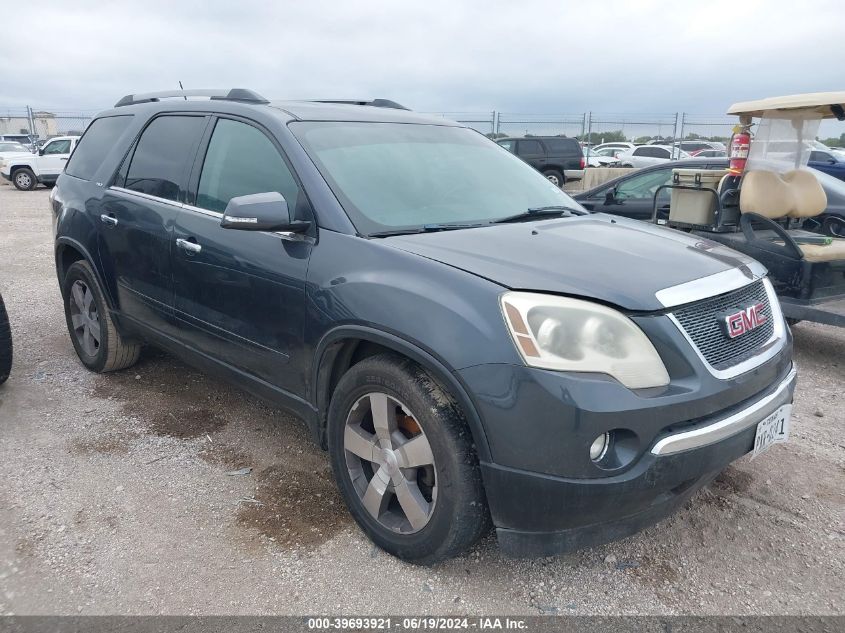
[1,0,843,127]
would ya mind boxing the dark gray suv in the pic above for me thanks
[51,89,795,563]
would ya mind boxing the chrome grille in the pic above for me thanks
[671,280,774,370]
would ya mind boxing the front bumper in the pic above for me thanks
[0,171,11,182]
[479,364,796,557]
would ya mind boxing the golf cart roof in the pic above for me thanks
[727,92,845,119]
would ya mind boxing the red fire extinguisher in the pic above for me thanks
[728,126,751,175]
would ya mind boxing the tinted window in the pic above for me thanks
[123,116,206,201]
[196,118,300,213]
[544,138,578,154]
[66,115,133,181]
[616,168,673,200]
[518,139,544,155]
[43,139,71,155]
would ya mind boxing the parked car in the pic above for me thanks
[496,136,584,186]
[617,145,689,167]
[690,148,727,158]
[808,149,845,181]
[0,291,11,385]
[0,134,36,151]
[582,147,620,167]
[0,135,79,190]
[52,89,794,563]
[574,158,845,235]
[675,140,726,154]
[573,158,728,220]
[592,142,635,156]
[0,141,30,161]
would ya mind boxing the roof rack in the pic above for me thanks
[309,99,410,111]
[114,88,270,108]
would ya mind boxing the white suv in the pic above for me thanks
[0,136,79,190]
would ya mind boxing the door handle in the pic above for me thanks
[100,214,118,227]
[176,238,202,254]
[60,157,68,161]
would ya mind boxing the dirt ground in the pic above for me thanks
[0,183,842,616]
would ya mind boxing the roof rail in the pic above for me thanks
[309,99,410,111]
[114,88,270,108]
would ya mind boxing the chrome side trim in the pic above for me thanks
[651,364,797,455]
[110,186,183,209]
[108,187,313,243]
[655,262,768,309]
[667,277,786,380]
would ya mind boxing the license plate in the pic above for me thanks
[752,404,792,459]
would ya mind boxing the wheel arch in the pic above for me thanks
[54,238,115,310]
[312,325,492,462]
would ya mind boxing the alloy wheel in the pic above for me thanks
[343,392,437,534]
[68,280,101,357]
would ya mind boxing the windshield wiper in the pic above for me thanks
[369,223,484,238]
[492,205,587,224]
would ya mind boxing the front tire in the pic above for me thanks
[62,260,141,372]
[328,353,489,564]
[12,168,36,191]
[542,169,564,188]
[0,293,12,385]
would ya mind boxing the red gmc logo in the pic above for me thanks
[723,303,768,338]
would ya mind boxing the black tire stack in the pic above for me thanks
[0,292,12,384]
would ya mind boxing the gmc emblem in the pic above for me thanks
[721,303,768,339]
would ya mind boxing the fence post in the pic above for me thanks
[493,110,499,136]
[26,106,35,138]
[673,112,680,158]
[586,111,592,144]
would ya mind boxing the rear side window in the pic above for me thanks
[196,118,300,213]
[544,138,577,154]
[66,116,133,180]
[517,139,544,155]
[121,116,206,202]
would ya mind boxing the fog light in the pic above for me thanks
[590,432,610,461]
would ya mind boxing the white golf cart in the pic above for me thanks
[653,92,845,327]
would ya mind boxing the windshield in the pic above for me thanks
[0,142,26,152]
[291,122,583,234]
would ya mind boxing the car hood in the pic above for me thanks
[383,214,761,311]
[0,151,34,161]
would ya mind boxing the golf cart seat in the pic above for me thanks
[739,169,845,263]
[740,169,827,219]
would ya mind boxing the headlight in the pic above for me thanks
[500,291,670,389]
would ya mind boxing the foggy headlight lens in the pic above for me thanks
[500,292,670,389]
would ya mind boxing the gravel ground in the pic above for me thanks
[0,183,842,616]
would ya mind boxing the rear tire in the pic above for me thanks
[0,293,12,385]
[327,353,489,564]
[543,169,564,188]
[62,260,141,372]
[12,168,36,191]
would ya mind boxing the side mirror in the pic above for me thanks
[220,192,310,232]
[38,148,44,156]
[604,188,616,205]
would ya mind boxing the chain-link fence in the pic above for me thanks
[676,114,737,145]
[421,111,741,146]
[0,107,94,142]
[421,112,496,135]
[0,105,743,146]
[496,113,586,139]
